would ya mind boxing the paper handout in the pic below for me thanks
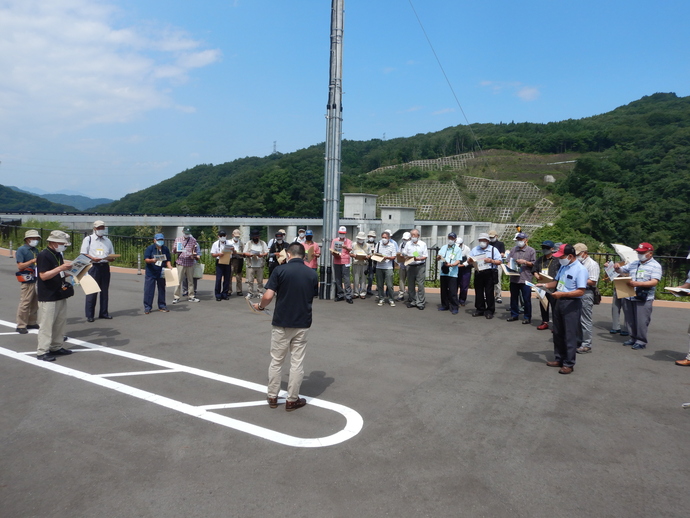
[612,277,635,298]
[164,268,179,287]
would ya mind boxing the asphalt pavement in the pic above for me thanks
[1,256,689,518]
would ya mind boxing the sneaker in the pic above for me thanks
[397,293,404,301]
[389,300,396,307]
[360,294,366,299]
[378,300,384,306]
[267,396,279,408]
[172,298,180,305]
[285,397,307,412]
[675,359,690,366]
[37,354,56,362]
[576,346,592,354]
[631,343,647,350]
[623,339,635,346]
[620,331,629,337]
[609,329,620,334]
[188,297,200,302]
[50,348,73,356]
[496,298,503,304]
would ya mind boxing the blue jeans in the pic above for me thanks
[144,275,167,312]
[510,282,533,320]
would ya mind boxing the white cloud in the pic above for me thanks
[480,80,541,101]
[432,108,455,115]
[0,0,221,132]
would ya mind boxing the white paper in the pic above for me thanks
[164,268,179,287]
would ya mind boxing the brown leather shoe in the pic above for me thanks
[675,359,690,367]
[559,366,574,374]
[267,396,278,408]
[546,361,562,367]
[285,397,307,412]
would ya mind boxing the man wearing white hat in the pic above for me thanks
[36,230,74,361]
[80,220,115,322]
[331,226,353,303]
[467,233,502,319]
[15,229,42,334]
[351,231,370,299]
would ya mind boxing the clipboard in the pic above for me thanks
[501,263,520,276]
[74,264,101,295]
[370,253,385,262]
[164,268,179,287]
[665,287,690,297]
[613,277,635,298]
[218,252,231,265]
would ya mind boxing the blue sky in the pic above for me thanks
[1,0,688,200]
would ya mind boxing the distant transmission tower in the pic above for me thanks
[273,141,277,154]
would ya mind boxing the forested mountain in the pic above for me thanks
[0,185,79,212]
[94,92,690,252]
[7,187,113,211]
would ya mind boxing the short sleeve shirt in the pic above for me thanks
[144,244,171,278]
[266,258,319,328]
[554,260,589,297]
[619,258,662,301]
[36,248,65,301]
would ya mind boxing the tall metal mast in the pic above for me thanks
[319,0,344,299]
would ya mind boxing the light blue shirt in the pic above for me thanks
[438,244,462,277]
[469,244,500,269]
[554,260,589,297]
[619,258,662,301]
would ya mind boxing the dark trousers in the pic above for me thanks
[474,269,496,314]
[85,263,110,319]
[143,275,167,312]
[622,298,654,345]
[552,297,582,367]
[440,275,459,311]
[539,298,551,323]
[510,282,533,320]
[457,267,471,304]
[215,262,231,299]
[333,264,352,301]
[366,261,375,294]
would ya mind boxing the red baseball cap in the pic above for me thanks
[634,242,654,253]
[553,243,575,258]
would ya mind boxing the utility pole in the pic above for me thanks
[319,0,344,300]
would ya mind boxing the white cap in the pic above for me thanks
[338,226,347,234]
[478,233,490,241]
[457,237,464,244]
[402,231,411,240]
[93,220,106,228]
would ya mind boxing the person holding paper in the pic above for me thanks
[454,237,472,307]
[243,229,269,298]
[35,230,74,361]
[402,229,428,310]
[536,244,588,375]
[468,233,502,319]
[612,242,662,350]
[365,230,377,296]
[436,232,462,314]
[351,232,370,299]
[575,244,601,354]
[143,233,172,314]
[15,229,41,334]
[303,230,320,272]
[229,229,245,296]
[374,231,398,307]
[268,230,288,277]
[172,227,200,304]
[211,230,232,301]
[332,226,354,304]
[396,232,411,301]
[81,220,115,322]
[506,232,536,325]
[253,243,318,412]
[532,240,560,330]
[674,271,690,367]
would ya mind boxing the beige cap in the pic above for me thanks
[573,243,588,254]
[356,231,366,239]
[47,230,71,244]
[24,229,41,240]
[93,220,106,228]
[278,229,286,235]
[367,230,377,237]
[232,229,241,237]
[488,230,499,237]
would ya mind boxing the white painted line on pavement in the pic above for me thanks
[96,369,183,378]
[0,319,363,448]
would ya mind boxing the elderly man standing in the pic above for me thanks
[397,231,411,301]
[244,229,269,298]
[613,242,662,350]
[506,232,536,325]
[437,232,462,314]
[455,236,472,307]
[229,229,244,296]
[575,243,601,354]
[81,220,115,322]
[532,240,560,330]
[374,231,397,307]
[35,231,74,362]
[402,229,428,310]
[468,233,502,319]
[173,227,200,304]
[537,244,588,375]
[143,233,172,314]
[488,230,506,304]
[15,229,42,334]
[331,226,353,304]
[211,230,232,301]
[254,243,318,412]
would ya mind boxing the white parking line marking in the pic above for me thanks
[0,319,363,448]
[199,400,280,410]
[96,369,183,378]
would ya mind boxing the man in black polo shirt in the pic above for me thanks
[254,243,318,411]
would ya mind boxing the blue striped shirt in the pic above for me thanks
[619,258,662,301]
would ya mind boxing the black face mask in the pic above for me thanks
[252,238,259,243]
[306,236,313,241]
[542,248,552,255]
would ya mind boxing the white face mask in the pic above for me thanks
[368,237,375,243]
[382,238,389,245]
[220,237,226,242]
[233,237,239,242]
[28,240,39,247]
[357,239,364,244]
[637,253,649,262]
[516,240,525,248]
[56,244,66,253]
[479,241,488,249]
[184,233,192,238]
[577,255,585,263]
[490,237,497,242]
[447,240,456,247]
[299,232,306,238]
[95,229,105,237]
[559,257,570,266]
[411,237,419,243]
